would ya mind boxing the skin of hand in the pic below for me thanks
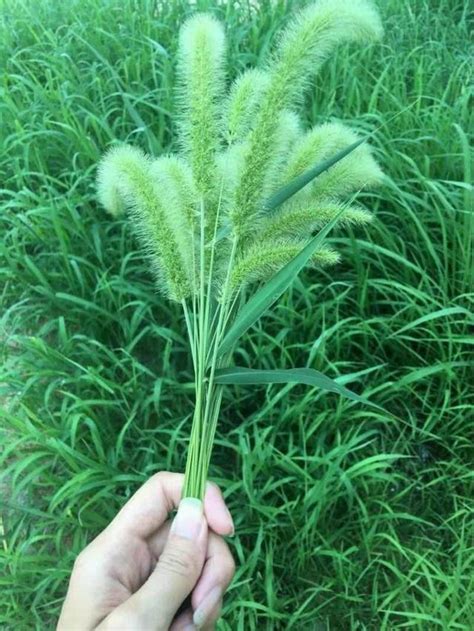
[57,472,235,631]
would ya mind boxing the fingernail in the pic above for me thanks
[183,625,197,631]
[193,586,222,628]
[226,506,235,536]
[171,498,203,540]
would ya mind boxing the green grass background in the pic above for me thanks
[1,0,472,628]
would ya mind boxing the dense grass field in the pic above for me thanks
[1,0,472,628]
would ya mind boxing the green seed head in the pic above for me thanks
[177,13,226,197]
[229,0,383,235]
[230,239,340,291]
[282,122,384,202]
[97,1,383,304]
[258,199,373,241]
[97,145,193,301]
[225,69,271,144]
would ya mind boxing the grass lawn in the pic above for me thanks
[1,0,472,628]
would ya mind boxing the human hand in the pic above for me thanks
[57,472,235,630]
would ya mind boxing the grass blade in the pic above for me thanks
[217,209,345,356]
[215,366,381,408]
[263,138,366,211]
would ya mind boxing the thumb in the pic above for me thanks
[101,499,207,631]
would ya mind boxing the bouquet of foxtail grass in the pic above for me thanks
[97,0,384,500]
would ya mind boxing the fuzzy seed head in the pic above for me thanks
[270,0,383,110]
[282,122,384,202]
[259,199,373,241]
[97,145,193,301]
[98,3,384,306]
[230,239,340,290]
[229,0,383,234]
[97,145,147,217]
[225,69,271,143]
[177,13,226,196]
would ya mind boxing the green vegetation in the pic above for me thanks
[1,0,472,628]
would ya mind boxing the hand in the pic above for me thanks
[57,472,235,630]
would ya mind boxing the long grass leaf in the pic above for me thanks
[388,306,472,337]
[264,138,366,211]
[217,209,345,356]
[215,366,381,408]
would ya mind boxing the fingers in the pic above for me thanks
[191,533,235,627]
[106,472,234,539]
[147,525,235,629]
[193,586,222,629]
[97,499,208,631]
[169,609,194,631]
[192,533,235,607]
[148,526,235,609]
[169,608,219,631]
[203,482,234,537]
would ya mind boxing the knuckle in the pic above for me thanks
[216,536,236,579]
[206,480,223,498]
[153,471,180,501]
[72,548,90,573]
[153,470,168,484]
[158,544,200,578]
[224,548,236,582]
[216,538,236,585]
[72,535,104,572]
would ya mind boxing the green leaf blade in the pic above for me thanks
[214,366,382,409]
[218,210,345,357]
[263,137,366,212]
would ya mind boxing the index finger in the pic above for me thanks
[106,472,234,539]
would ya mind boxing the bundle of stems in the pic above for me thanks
[97,0,384,499]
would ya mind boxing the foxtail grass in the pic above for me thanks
[97,0,384,499]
